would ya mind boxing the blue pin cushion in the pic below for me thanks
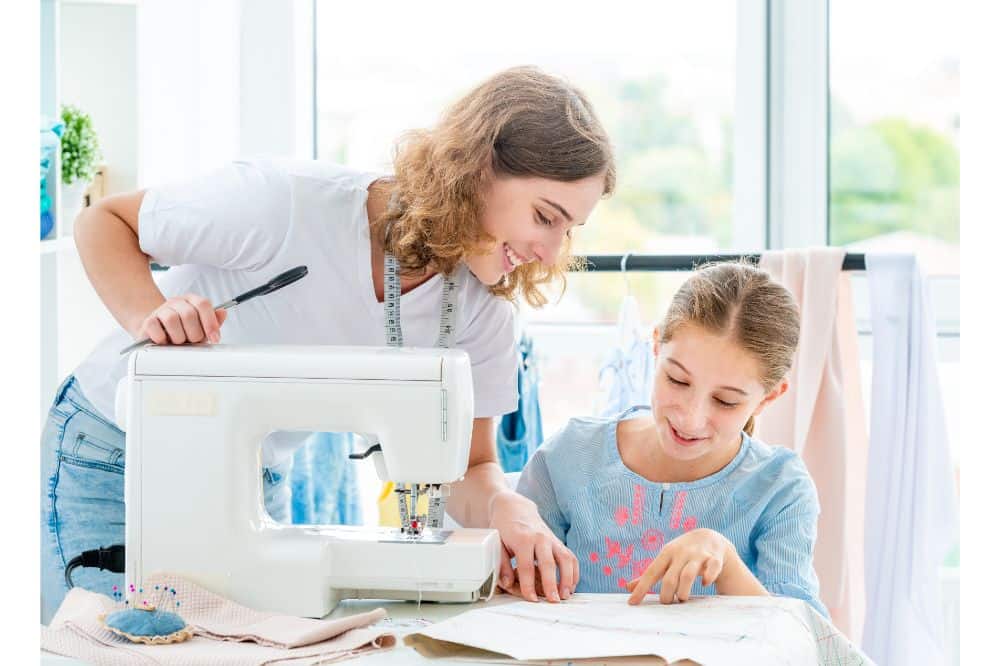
[101,605,192,645]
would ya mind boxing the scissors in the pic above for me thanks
[119,265,309,356]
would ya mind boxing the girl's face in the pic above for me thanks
[465,173,606,286]
[649,323,787,465]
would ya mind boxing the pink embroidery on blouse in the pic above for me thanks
[613,484,646,528]
[632,484,645,525]
[669,490,688,530]
[613,506,630,527]
[641,528,665,552]
[605,536,634,569]
[632,557,654,579]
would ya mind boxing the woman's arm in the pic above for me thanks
[447,417,578,603]
[75,190,225,344]
[74,191,162,338]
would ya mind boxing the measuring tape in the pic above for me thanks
[383,253,458,349]
[382,227,460,530]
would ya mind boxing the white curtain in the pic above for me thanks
[862,253,958,666]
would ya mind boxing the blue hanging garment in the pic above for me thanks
[496,333,544,472]
[290,432,361,525]
[597,294,654,416]
[40,117,63,239]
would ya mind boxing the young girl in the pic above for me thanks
[516,262,828,617]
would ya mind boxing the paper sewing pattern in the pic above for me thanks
[407,593,874,666]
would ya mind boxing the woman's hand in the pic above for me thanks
[498,564,551,602]
[490,491,578,603]
[134,294,228,345]
[625,528,732,605]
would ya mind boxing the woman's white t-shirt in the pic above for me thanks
[73,159,519,462]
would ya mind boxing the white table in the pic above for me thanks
[41,595,698,665]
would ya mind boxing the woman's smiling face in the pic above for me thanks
[464,173,606,286]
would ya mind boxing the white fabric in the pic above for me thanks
[862,253,958,666]
[74,160,518,464]
[597,294,653,416]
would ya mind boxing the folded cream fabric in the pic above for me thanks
[41,572,396,665]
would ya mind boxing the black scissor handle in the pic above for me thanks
[232,265,309,305]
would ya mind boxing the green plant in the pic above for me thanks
[60,104,101,186]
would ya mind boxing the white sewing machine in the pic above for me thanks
[117,345,501,618]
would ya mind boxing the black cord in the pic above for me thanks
[64,544,126,589]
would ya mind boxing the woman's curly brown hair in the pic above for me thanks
[372,66,616,307]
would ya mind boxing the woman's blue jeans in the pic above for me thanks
[39,376,291,624]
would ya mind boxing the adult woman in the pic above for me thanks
[40,66,615,622]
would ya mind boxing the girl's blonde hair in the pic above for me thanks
[373,66,616,307]
[657,261,801,436]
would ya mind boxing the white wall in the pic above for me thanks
[136,0,313,186]
[60,2,138,197]
[56,2,138,381]
[41,0,60,423]
[47,0,315,388]
[239,0,315,160]
[136,0,241,185]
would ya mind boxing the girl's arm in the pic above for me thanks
[627,528,770,604]
[715,541,770,596]
[751,475,828,617]
[628,473,826,612]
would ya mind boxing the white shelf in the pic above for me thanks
[41,0,138,427]
[40,237,73,255]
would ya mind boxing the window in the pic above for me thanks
[829,0,960,276]
[830,3,960,576]
[316,0,753,270]
[316,0,759,435]
[313,3,960,572]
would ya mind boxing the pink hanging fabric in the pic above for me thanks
[756,248,868,641]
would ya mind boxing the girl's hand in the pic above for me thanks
[625,528,732,605]
[135,294,228,346]
[490,492,578,603]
